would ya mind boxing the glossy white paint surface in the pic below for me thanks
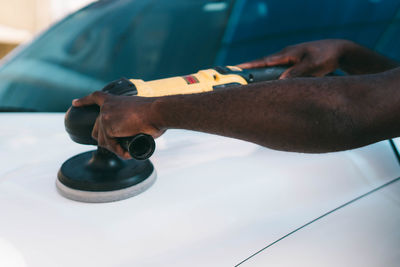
[0,113,399,266]
[241,178,400,267]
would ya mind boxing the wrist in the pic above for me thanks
[149,96,169,131]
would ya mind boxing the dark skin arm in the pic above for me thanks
[237,39,398,78]
[73,67,400,158]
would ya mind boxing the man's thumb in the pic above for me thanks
[280,61,312,79]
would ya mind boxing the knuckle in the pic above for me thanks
[308,61,319,70]
[93,91,108,100]
[101,112,112,122]
[92,91,102,98]
[106,126,115,136]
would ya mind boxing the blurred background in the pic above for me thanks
[0,0,95,58]
[0,0,399,112]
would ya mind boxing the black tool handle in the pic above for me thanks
[213,66,287,83]
[245,66,287,82]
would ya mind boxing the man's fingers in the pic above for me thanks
[310,67,333,77]
[237,51,300,69]
[237,60,267,69]
[102,133,131,159]
[96,121,111,149]
[96,127,107,149]
[72,91,108,107]
[237,56,284,69]
[95,119,130,159]
[110,138,131,159]
[113,139,131,159]
[279,60,314,79]
[93,124,130,159]
[280,66,307,79]
[263,54,291,66]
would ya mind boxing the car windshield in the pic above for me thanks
[0,0,232,111]
[1,0,399,112]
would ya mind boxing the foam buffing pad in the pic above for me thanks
[57,148,156,203]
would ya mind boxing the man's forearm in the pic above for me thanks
[340,41,399,75]
[152,68,400,153]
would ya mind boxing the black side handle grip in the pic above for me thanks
[245,66,287,82]
[119,134,155,160]
[65,105,155,160]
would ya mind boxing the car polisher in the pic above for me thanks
[57,66,286,203]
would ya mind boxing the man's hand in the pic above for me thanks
[72,92,164,159]
[237,39,354,79]
[238,39,398,77]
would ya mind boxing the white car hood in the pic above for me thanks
[0,113,399,266]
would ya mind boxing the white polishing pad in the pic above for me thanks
[56,169,157,203]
